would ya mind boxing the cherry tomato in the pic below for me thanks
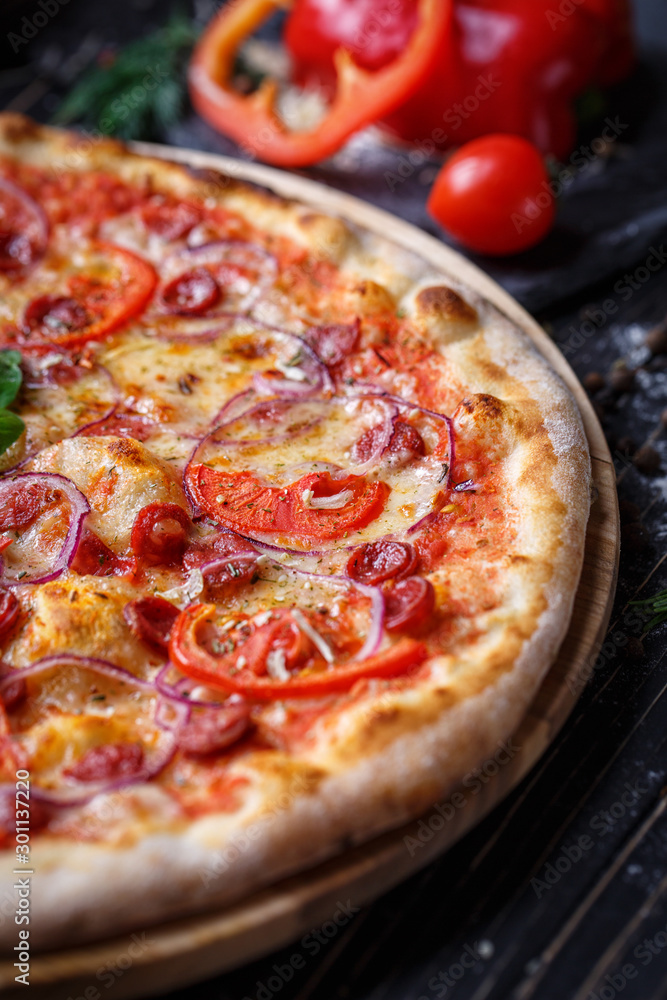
[427,135,555,256]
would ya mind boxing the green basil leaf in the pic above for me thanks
[0,410,25,455]
[0,350,23,409]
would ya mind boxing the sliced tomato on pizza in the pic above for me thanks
[1,240,156,349]
[170,602,427,699]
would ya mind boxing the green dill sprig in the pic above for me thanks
[53,11,199,141]
[630,589,667,636]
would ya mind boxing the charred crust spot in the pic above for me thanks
[457,394,504,421]
[415,286,478,326]
[106,438,150,466]
[298,212,322,229]
[343,280,395,316]
[0,113,42,144]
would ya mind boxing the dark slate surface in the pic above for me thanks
[2,1,667,998]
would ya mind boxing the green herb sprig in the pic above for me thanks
[630,589,667,636]
[53,12,199,141]
[0,350,25,456]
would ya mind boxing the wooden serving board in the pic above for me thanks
[0,147,620,1000]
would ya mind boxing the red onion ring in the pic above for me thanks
[209,388,255,429]
[252,335,333,399]
[288,568,384,662]
[0,473,90,585]
[155,240,278,317]
[0,655,179,807]
[155,662,225,708]
[0,654,156,694]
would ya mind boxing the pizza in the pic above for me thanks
[0,113,591,952]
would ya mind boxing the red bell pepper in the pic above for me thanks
[188,0,452,167]
[285,0,635,161]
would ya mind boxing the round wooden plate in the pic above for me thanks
[0,146,620,1000]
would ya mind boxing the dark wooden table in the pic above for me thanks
[2,1,667,997]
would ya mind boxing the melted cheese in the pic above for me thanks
[26,436,187,553]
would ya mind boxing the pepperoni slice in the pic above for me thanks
[0,589,19,639]
[70,527,134,577]
[352,419,425,466]
[140,199,200,241]
[386,419,426,461]
[64,742,145,782]
[0,232,37,271]
[178,702,251,756]
[0,479,51,531]
[184,532,258,591]
[306,321,359,366]
[23,295,90,336]
[131,503,190,566]
[77,412,156,442]
[346,540,418,586]
[123,597,180,650]
[161,268,220,315]
[0,675,27,712]
[0,177,47,273]
[384,576,435,633]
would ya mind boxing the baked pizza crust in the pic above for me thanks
[0,115,591,950]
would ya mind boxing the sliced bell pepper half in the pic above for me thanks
[188,0,452,167]
[169,602,428,699]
